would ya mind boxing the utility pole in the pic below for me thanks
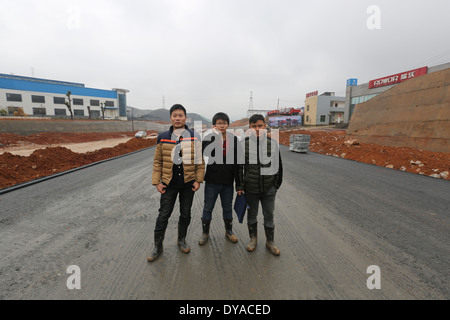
[247,91,254,118]
[131,107,134,132]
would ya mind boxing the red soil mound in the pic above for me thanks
[0,137,157,189]
[279,129,450,180]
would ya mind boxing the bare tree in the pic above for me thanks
[65,91,74,120]
[100,102,105,119]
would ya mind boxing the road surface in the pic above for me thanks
[1,146,449,299]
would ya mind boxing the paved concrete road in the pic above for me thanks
[1,146,449,299]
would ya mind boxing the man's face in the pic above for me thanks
[213,119,229,135]
[171,110,186,129]
[249,120,266,137]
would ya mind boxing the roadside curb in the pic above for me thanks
[0,145,156,195]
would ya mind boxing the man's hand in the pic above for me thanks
[156,183,166,194]
[192,181,200,192]
[211,126,221,135]
[237,190,244,196]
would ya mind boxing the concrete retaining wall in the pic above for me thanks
[0,119,171,135]
[347,68,450,153]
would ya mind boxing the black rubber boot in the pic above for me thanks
[224,219,238,243]
[178,223,191,253]
[264,226,280,256]
[147,230,165,262]
[198,219,211,246]
[246,223,257,252]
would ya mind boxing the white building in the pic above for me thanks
[304,91,345,125]
[0,73,129,120]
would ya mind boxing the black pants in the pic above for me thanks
[154,186,195,232]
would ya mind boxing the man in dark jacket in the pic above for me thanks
[199,112,244,246]
[238,114,283,256]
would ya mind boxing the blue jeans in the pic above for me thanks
[202,183,234,221]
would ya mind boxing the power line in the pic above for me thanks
[421,49,450,66]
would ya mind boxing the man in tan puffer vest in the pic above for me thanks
[147,104,205,262]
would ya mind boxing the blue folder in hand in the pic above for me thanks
[233,194,248,224]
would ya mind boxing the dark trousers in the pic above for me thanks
[202,183,234,221]
[154,186,195,232]
[246,186,277,228]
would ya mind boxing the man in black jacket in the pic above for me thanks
[199,112,244,245]
[238,114,283,256]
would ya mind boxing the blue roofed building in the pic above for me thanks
[0,73,129,120]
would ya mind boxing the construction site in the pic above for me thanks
[1,66,450,189]
[0,65,449,302]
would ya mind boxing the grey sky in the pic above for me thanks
[1,0,449,120]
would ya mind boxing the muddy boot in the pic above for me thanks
[177,224,191,253]
[198,219,211,246]
[264,226,280,256]
[224,219,238,243]
[246,223,257,252]
[147,230,165,262]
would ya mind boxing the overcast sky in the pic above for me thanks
[1,0,449,120]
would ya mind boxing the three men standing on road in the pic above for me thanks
[148,107,282,262]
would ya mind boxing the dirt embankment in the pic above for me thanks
[278,129,450,180]
[1,129,449,190]
[0,132,158,189]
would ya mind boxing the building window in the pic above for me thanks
[7,106,20,115]
[54,108,67,116]
[91,110,100,119]
[105,101,114,107]
[90,99,100,106]
[320,115,326,122]
[306,115,309,122]
[32,95,45,103]
[32,108,47,116]
[306,105,310,111]
[6,93,22,102]
[54,97,66,104]
[335,103,338,107]
[351,93,378,105]
[74,110,85,116]
[73,98,84,106]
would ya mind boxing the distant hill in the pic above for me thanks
[126,107,153,118]
[230,118,249,128]
[127,107,212,126]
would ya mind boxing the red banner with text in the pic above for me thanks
[369,66,428,89]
